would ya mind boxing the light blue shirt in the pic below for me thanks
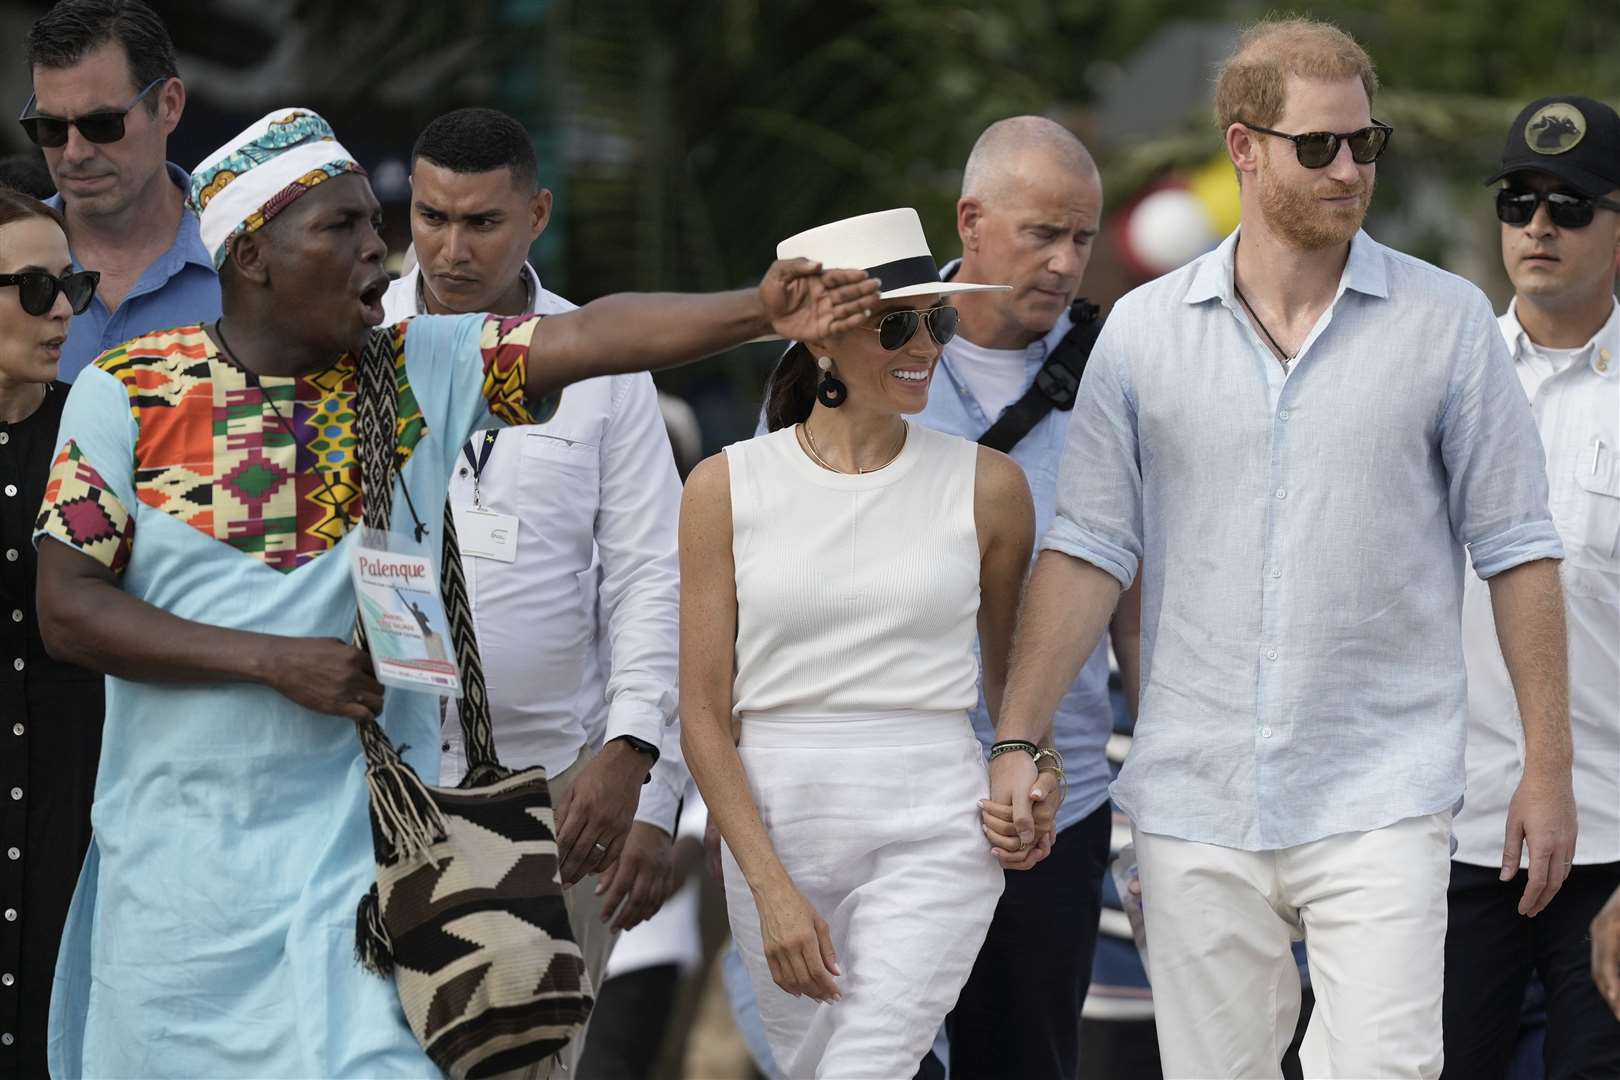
[1043,229,1563,851]
[44,313,528,1077]
[920,260,1114,834]
[47,162,221,382]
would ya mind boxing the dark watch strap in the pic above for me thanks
[610,734,660,782]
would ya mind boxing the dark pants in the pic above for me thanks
[1443,860,1620,1080]
[576,963,682,1079]
[932,800,1112,1079]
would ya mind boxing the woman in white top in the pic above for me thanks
[680,210,1047,1077]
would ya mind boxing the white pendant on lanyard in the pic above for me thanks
[456,429,520,563]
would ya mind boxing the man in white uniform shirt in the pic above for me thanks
[1442,94,1620,1079]
[381,108,687,1074]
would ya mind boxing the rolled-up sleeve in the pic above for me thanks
[1040,315,1144,590]
[1441,298,1564,578]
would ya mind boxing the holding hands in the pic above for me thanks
[982,746,1066,871]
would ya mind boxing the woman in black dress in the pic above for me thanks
[0,187,103,1076]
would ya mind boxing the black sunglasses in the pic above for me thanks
[862,304,960,350]
[18,76,166,148]
[1240,119,1393,169]
[0,270,99,316]
[1496,188,1620,229]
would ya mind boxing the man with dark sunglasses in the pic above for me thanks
[994,17,1573,1078]
[1443,94,1620,1080]
[24,0,219,382]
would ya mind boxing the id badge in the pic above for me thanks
[454,506,519,563]
[350,528,463,695]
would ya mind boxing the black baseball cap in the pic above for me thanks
[1485,95,1620,197]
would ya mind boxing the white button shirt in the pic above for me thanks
[1454,298,1620,867]
[382,264,687,832]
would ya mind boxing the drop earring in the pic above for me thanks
[815,355,847,408]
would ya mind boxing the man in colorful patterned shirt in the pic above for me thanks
[30,108,877,1078]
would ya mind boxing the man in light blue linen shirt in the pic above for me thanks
[990,17,1575,1080]
[920,116,1137,1080]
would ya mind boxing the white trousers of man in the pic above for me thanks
[1134,812,1452,1079]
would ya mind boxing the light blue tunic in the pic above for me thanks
[38,313,547,1077]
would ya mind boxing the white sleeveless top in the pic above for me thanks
[726,422,982,717]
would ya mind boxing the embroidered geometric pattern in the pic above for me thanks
[93,325,428,573]
[479,315,557,427]
[35,439,135,575]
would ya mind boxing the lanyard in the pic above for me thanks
[461,430,499,508]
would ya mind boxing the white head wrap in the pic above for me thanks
[188,108,364,268]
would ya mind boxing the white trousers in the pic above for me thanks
[723,710,1003,1079]
[1134,812,1452,1080]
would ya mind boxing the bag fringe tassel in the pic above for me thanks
[365,755,450,865]
[354,884,395,976]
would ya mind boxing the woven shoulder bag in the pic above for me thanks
[347,326,593,1078]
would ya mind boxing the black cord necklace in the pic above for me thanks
[212,319,429,543]
[211,319,359,535]
[1233,282,1296,370]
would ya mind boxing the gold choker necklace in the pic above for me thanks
[800,421,907,475]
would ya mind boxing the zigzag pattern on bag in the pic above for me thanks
[348,325,590,1079]
[374,769,590,1079]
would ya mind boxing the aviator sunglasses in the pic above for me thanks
[18,76,166,148]
[0,270,100,316]
[1497,188,1620,229]
[862,304,960,350]
[1240,119,1393,169]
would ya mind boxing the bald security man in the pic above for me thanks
[918,116,1137,1080]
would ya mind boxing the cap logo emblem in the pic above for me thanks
[1525,103,1586,155]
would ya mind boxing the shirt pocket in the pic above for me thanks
[520,430,597,466]
[519,430,599,488]
[1565,447,1620,601]
[517,431,600,550]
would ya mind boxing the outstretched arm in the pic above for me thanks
[524,260,878,400]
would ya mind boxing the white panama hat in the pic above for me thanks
[777,208,1010,300]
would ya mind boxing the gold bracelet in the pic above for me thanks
[1031,747,1065,776]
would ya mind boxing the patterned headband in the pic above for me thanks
[189,108,367,269]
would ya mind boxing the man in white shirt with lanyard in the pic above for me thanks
[380,107,687,1074]
[1443,94,1620,1079]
